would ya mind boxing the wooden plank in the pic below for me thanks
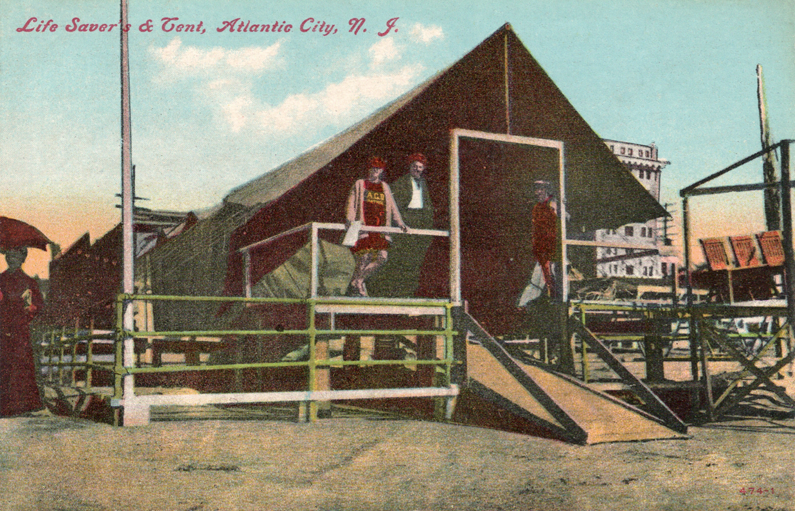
[116,385,460,408]
[315,303,446,316]
[683,180,795,197]
[518,361,686,443]
[569,319,688,433]
[699,326,715,421]
[466,332,685,443]
[458,309,686,443]
[466,380,571,440]
[456,310,586,441]
[467,347,568,433]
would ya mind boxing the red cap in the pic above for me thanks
[407,153,427,165]
[368,156,387,169]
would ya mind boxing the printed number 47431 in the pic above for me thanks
[739,487,774,495]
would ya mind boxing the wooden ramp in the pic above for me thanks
[455,311,688,444]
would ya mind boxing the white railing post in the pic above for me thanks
[310,223,319,298]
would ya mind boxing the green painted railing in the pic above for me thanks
[39,293,459,417]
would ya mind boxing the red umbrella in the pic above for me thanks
[0,216,52,251]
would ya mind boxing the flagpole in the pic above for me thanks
[120,0,136,417]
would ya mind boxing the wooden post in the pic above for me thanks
[86,319,94,391]
[779,142,795,348]
[310,223,319,299]
[449,132,461,304]
[580,334,589,383]
[543,337,549,365]
[185,338,200,366]
[233,340,243,392]
[557,303,575,375]
[243,251,252,298]
[312,337,331,419]
[47,330,55,384]
[645,335,665,383]
[682,197,700,382]
[71,319,79,386]
[119,0,137,426]
[305,301,320,422]
[59,326,66,385]
[757,65,781,231]
[698,318,715,422]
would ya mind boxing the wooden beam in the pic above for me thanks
[449,132,461,303]
[467,380,575,442]
[701,323,795,418]
[712,322,791,409]
[455,309,587,442]
[680,142,783,196]
[779,142,795,339]
[595,249,658,264]
[569,318,688,433]
[713,347,795,419]
[757,64,781,231]
[698,319,715,421]
[565,239,657,250]
[684,180,795,197]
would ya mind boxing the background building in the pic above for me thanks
[595,140,672,280]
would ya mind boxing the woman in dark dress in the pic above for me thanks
[0,247,45,417]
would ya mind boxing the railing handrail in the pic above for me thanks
[238,221,450,254]
[115,293,450,306]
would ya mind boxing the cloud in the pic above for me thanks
[249,64,424,135]
[222,94,254,132]
[150,37,282,77]
[225,45,283,72]
[369,38,400,67]
[153,36,424,137]
[409,23,444,44]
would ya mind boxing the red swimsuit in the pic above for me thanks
[352,181,390,254]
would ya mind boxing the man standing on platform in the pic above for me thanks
[371,152,435,298]
[530,179,559,300]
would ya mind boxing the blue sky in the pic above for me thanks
[1,0,793,277]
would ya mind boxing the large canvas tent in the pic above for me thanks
[219,24,666,335]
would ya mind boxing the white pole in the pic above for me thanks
[310,223,319,298]
[120,0,136,407]
[558,144,568,302]
[449,131,461,304]
[244,251,252,298]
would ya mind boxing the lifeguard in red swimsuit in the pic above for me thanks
[345,157,407,296]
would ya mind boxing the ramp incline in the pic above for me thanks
[456,311,688,444]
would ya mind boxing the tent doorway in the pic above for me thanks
[450,129,565,336]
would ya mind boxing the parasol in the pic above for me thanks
[0,216,52,251]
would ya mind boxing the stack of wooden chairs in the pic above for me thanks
[696,231,785,303]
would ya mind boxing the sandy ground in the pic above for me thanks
[1,408,794,511]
